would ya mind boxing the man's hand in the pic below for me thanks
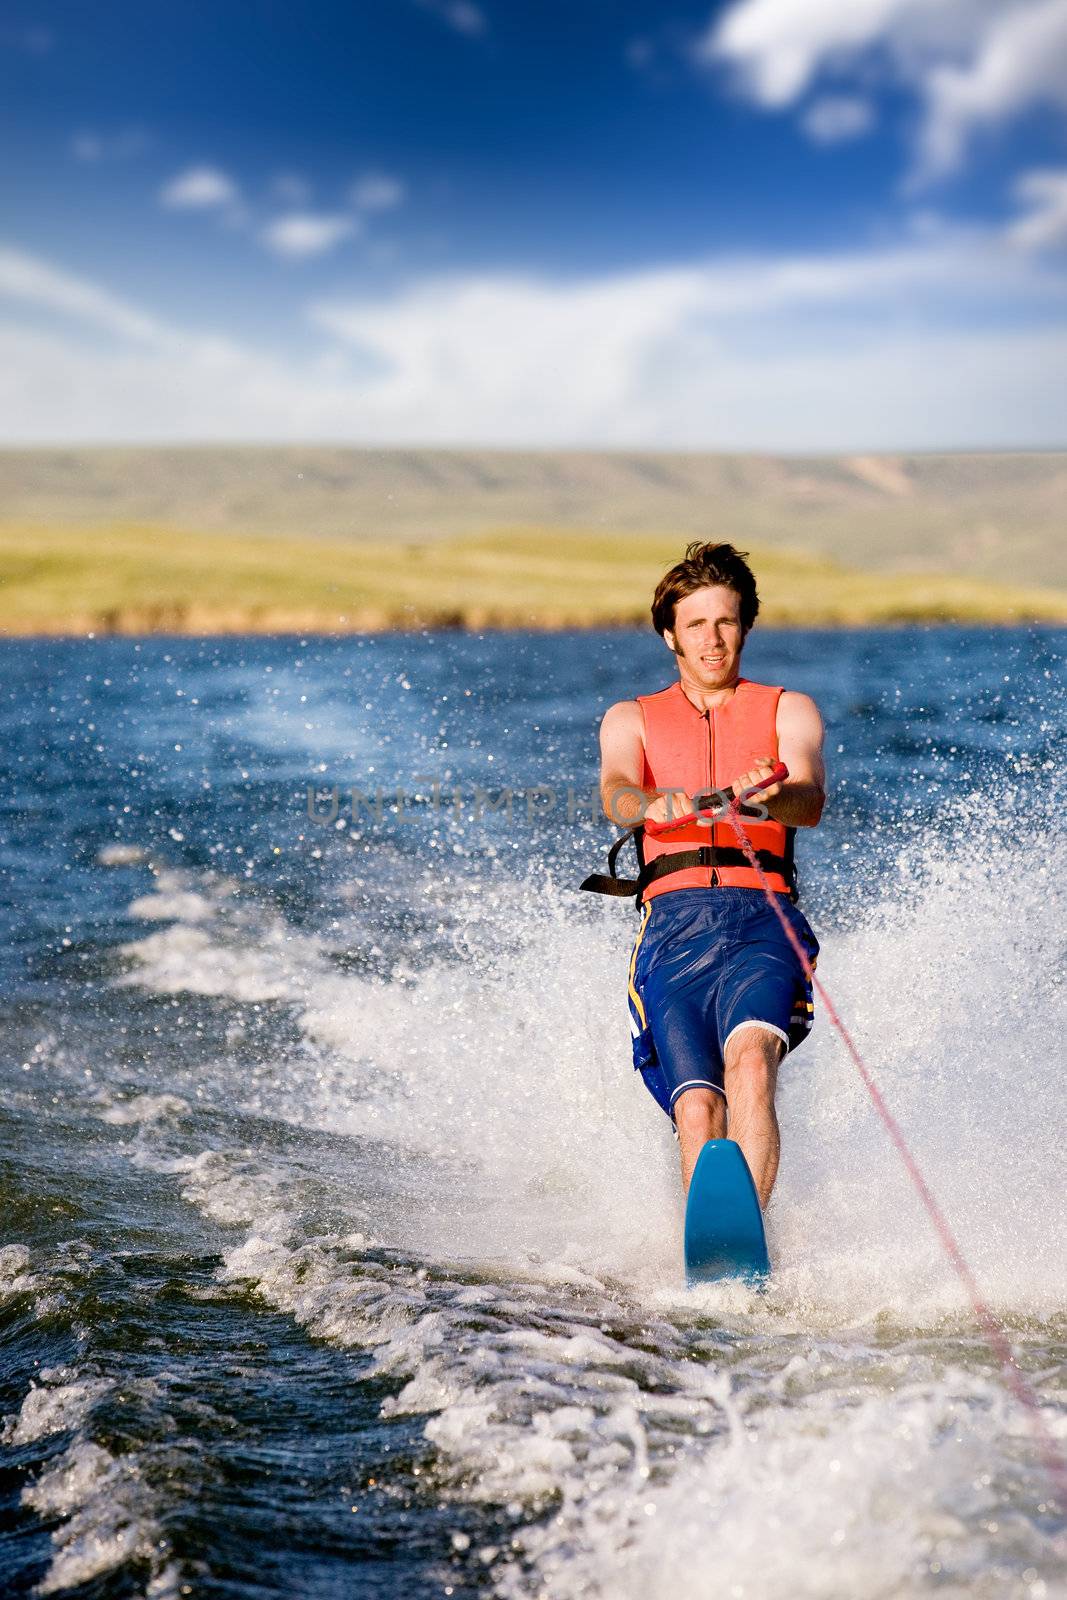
[645,789,694,825]
[730,756,782,806]
[733,697,825,828]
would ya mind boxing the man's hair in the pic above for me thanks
[651,541,760,638]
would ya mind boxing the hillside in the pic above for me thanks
[1,446,1065,587]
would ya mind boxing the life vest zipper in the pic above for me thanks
[704,709,719,886]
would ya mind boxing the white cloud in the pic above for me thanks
[920,0,1067,179]
[1,238,1066,448]
[0,246,168,344]
[801,95,876,143]
[350,172,406,211]
[160,165,239,209]
[1008,168,1067,249]
[415,0,487,38]
[703,0,925,107]
[260,213,358,260]
[305,242,1066,446]
[706,0,1067,179]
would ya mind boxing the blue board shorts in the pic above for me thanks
[628,887,819,1119]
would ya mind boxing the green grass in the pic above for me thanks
[1,521,1065,634]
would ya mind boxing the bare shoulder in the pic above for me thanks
[776,689,824,740]
[598,699,645,761]
[600,698,643,731]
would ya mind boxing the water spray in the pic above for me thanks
[725,761,1067,1520]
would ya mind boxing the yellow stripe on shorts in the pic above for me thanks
[627,901,652,1027]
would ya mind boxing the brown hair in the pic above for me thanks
[651,541,760,638]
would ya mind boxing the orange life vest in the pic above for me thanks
[580,677,797,907]
[638,678,794,900]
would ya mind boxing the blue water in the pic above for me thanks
[0,626,1064,1599]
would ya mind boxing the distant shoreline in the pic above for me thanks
[3,520,1066,636]
[4,607,1067,638]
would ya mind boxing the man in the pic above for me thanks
[583,542,824,1210]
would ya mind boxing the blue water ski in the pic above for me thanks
[684,1139,770,1287]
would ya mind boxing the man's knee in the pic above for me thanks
[723,1026,784,1106]
[673,1086,726,1137]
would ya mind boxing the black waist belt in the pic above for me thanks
[579,830,797,906]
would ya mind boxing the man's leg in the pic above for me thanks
[722,1024,785,1210]
[673,1087,727,1194]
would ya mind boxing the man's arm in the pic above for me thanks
[599,701,649,826]
[598,701,689,826]
[729,690,826,828]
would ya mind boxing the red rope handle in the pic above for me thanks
[731,765,1067,1517]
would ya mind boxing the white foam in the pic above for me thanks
[127,889,217,922]
[493,1363,1064,1600]
[278,828,1067,1323]
[117,871,324,1002]
[295,878,683,1286]
[96,1092,190,1127]
[125,866,237,922]
[0,1243,36,1301]
[180,1150,291,1228]
[24,1438,159,1596]
[96,842,149,867]
[2,1373,111,1446]
[7,1372,176,1596]
[112,794,1067,1600]
[208,1214,1065,1599]
[118,921,313,1001]
[24,1438,116,1515]
[133,802,1067,1326]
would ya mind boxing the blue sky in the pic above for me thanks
[2,0,1067,449]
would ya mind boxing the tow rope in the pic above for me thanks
[727,761,1067,1517]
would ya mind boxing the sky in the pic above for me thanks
[2,0,1067,451]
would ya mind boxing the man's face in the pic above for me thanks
[664,585,745,689]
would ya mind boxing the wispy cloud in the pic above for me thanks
[301,237,1067,448]
[801,96,876,145]
[350,172,406,211]
[705,0,1067,181]
[1008,168,1067,249]
[414,0,487,39]
[159,165,396,254]
[919,1,1067,180]
[2,236,1066,447]
[0,245,168,344]
[260,213,358,259]
[160,166,239,209]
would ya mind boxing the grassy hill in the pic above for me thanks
[0,447,1065,632]
[1,522,1064,635]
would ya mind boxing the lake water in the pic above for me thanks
[0,626,1064,1599]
